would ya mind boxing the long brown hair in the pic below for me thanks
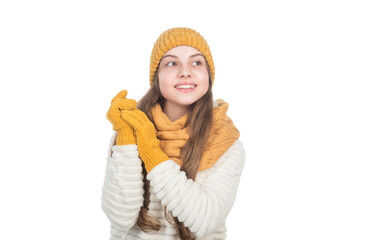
[136,62,213,240]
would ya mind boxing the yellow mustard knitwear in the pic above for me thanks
[149,27,215,86]
[106,90,137,145]
[121,108,170,173]
[151,99,240,171]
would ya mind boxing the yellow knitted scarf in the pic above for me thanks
[151,99,240,171]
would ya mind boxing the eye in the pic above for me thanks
[193,61,203,66]
[167,61,177,66]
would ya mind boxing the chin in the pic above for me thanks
[178,97,202,106]
[163,93,205,108]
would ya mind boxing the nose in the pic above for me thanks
[178,65,191,78]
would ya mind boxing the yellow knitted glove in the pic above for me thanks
[106,90,137,145]
[121,109,170,172]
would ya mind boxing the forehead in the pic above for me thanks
[163,45,203,57]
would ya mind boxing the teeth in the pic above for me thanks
[176,85,196,89]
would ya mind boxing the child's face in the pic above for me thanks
[158,46,210,109]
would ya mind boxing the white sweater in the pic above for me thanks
[101,132,246,240]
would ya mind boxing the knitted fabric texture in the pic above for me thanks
[120,109,170,173]
[149,27,215,86]
[150,99,240,171]
[102,135,245,239]
[106,90,137,145]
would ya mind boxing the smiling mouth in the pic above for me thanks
[175,84,197,89]
[174,84,197,93]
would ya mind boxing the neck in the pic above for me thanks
[162,101,190,122]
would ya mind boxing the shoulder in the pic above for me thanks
[198,140,245,179]
[225,140,245,155]
[214,140,245,172]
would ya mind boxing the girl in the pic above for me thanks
[102,27,245,240]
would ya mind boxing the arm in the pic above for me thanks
[146,140,246,237]
[101,132,144,231]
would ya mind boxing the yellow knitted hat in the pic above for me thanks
[149,27,215,86]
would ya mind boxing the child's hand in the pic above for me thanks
[106,90,137,145]
[121,108,169,172]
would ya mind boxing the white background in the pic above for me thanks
[1,0,367,239]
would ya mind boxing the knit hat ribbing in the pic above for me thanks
[149,27,215,86]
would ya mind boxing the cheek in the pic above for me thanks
[158,74,173,98]
[200,80,209,95]
[198,70,210,91]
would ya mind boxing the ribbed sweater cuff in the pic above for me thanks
[116,129,136,145]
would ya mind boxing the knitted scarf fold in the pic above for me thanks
[151,99,240,171]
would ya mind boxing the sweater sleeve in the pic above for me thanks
[101,132,144,234]
[146,140,246,237]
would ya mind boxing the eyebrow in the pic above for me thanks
[161,53,205,60]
